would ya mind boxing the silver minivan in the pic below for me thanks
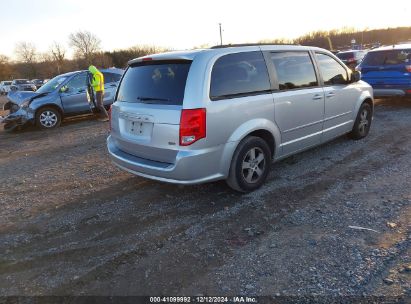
[107,45,373,192]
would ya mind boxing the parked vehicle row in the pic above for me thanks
[9,79,37,92]
[0,79,49,94]
[0,81,12,95]
[1,68,123,131]
[107,45,373,192]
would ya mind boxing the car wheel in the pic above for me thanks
[36,107,61,129]
[226,136,271,193]
[349,102,372,140]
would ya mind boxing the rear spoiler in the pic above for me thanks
[127,50,204,66]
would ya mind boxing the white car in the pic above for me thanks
[0,81,12,95]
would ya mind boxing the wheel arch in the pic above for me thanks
[352,91,374,121]
[220,119,281,178]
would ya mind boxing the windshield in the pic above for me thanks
[116,60,191,105]
[4,81,12,85]
[36,75,68,94]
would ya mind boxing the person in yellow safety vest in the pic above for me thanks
[88,65,109,121]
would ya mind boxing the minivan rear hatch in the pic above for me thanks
[110,59,192,163]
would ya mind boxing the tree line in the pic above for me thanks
[0,30,169,81]
[261,26,411,50]
[1,26,411,81]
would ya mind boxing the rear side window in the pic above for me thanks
[316,53,348,85]
[117,60,191,105]
[271,51,318,90]
[362,49,411,66]
[210,51,270,100]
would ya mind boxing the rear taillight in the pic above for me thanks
[179,108,206,146]
[348,58,355,63]
[405,65,411,72]
[406,89,411,94]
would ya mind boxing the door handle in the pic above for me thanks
[326,92,336,98]
[312,94,323,100]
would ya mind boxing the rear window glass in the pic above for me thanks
[336,52,355,60]
[210,51,271,100]
[116,60,191,105]
[362,49,411,66]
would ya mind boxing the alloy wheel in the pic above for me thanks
[241,147,266,184]
[39,111,58,128]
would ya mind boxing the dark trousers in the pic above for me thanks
[96,91,109,118]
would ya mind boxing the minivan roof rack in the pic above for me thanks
[210,43,298,49]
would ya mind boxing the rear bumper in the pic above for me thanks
[373,89,407,97]
[107,135,232,185]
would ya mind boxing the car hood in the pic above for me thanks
[7,91,45,105]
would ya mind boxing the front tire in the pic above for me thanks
[36,107,61,130]
[226,136,271,193]
[349,102,372,140]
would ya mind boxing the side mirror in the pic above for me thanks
[351,70,361,83]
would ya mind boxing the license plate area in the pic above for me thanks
[127,119,153,137]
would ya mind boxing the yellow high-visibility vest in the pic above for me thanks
[89,65,105,92]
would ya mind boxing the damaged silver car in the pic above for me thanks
[1,68,123,131]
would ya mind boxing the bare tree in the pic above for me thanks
[0,54,9,65]
[14,42,37,78]
[50,42,66,74]
[15,42,37,64]
[68,31,101,64]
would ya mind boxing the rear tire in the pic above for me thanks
[226,136,271,193]
[36,107,61,130]
[349,102,372,140]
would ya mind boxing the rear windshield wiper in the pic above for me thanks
[137,96,170,102]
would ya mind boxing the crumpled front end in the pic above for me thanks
[1,101,35,131]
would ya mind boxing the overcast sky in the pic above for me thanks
[1,0,410,59]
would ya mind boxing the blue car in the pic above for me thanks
[357,44,411,98]
[1,68,123,131]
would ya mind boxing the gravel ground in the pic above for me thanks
[0,95,410,300]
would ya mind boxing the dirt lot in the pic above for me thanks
[0,95,410,299]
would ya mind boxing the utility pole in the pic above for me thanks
[219,23,223,45]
